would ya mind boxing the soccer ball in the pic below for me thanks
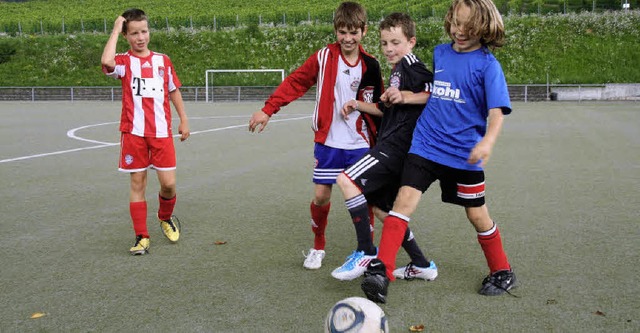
[324,296,389,333]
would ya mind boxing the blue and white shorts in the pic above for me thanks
[313,143,368,184]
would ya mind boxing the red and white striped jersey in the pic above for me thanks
[103,50,181,138]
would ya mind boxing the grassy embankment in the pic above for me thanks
[0,10,638,86]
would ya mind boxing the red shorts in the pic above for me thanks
[118,133,176,172]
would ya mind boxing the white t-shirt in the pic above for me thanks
[324,55,370,150]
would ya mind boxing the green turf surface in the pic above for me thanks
[0,101,638,332]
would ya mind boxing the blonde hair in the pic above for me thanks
[379,12,416,40]
[444,0,505,49]
[334,2,367,32]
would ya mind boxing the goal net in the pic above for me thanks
[205,69,285,102]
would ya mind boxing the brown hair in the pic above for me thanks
[379,12,416,40]
[334,2,367,32]
[444,0,505,49]
[121,8,148,34]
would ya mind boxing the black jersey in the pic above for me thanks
[377,53,433,154]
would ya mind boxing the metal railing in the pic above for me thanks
[0,84,638,102]
[2,4,637,35]
[0,86,316,102]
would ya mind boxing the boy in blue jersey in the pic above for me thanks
[331,13,438,282]
[362,0,516,303]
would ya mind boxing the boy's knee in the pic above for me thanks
[465,206,492,230]
[313,190,331,206]
[336,173,351,189]
[391,186,421,216]
[159,182,176,196]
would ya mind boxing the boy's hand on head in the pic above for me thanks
[113,16,126,34]
[468,140,493,167]
[249,111,270,133]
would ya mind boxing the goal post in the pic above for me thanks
[205,69,285,102]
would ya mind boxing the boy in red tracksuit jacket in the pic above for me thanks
[249,1,384,271]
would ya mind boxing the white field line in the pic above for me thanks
[0,115,310,164]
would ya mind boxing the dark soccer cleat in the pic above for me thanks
[361,259,390,304]
[478,269,517,296]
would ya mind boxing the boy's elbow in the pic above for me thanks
[101,57,115,68]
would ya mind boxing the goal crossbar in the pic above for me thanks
[205,69,285,102]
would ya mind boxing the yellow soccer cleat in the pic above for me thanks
[159,215,181,243]
[129,236,150,255]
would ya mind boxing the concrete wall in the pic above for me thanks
[554,84,640,101]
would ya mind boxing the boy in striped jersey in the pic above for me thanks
[249,2,384,270]
[101,8,190,255]
[331,13,437,281]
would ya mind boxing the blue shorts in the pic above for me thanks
[313,143,368,184]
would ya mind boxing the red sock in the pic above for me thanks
[158,194,176,221]
[378,214,408,281]
[130,201,148,238]
[310,201,330,250]
[477,225,511,273]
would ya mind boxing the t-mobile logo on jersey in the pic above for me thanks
[131,77,146,96]
[131,77,164,98]
[432,80,461,102]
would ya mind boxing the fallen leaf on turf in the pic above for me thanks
[409,324,425,332]
[214,241,227,245]
[30,312,46,319]
[593,311,606,317]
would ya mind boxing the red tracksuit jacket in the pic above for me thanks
[262,42,383,146]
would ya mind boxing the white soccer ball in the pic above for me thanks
[324,296,389,333]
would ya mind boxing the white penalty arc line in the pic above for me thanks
[192,115,310,135]
[0,115,311,164]
[67,121,119,145]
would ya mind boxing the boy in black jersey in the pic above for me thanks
[331,12,437,282]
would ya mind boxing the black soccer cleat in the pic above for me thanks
[361,259,390,304]
[478,269,517,296]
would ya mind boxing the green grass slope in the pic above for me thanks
[0,11,638,86]
[1,0,634,32]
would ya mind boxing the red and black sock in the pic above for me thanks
[345,195,376,255]
[158,194,176,221]
[402,228,430,268]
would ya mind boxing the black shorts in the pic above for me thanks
[400,153,486,207]
[343,146,405,212]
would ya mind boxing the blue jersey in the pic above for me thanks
[409,43,512,171]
